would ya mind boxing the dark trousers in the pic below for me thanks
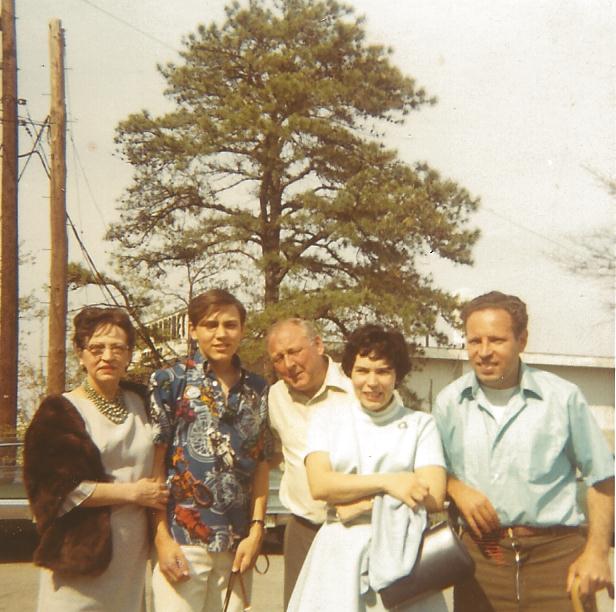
[455,529,586,612]
[283,514,321,610]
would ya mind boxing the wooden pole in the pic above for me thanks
[0,0,19,444]
[47,19,67,395]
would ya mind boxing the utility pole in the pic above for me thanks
[0,0,19,446]
[47,19,67,394]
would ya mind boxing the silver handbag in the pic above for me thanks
[379,521,475,609]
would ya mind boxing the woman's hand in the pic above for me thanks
[384,472,430,508]
[156,536,190,583]
[130,478,169,509]
[233,522,265,574]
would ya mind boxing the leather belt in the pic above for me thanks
[464,524,580,539]
[465,525,581,565]
[500,525,580,538]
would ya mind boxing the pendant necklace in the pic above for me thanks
[83,378,128,424]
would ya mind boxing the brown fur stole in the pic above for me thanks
[24,394,113,576]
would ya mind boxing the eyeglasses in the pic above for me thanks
[84,343,130,357]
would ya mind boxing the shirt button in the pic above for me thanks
[493,474,500,481]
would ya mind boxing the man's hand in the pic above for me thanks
[384,472,430,509]
[233,523,264,574]
[567,479,615,602]
[335,497,374,523]
[567,549,614,601]
[155,536,190,583]
[448,477,500,537]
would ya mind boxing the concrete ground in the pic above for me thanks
[0,525,613,612]
[1,555,614,612]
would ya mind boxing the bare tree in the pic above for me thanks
[550,173,615,301]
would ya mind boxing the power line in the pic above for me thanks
[66,212,117,305]
[68,136,108,225]
[59,54,160,357]
[18,114,49,181]
[65,211,164,359]
[20,102,51,172]
[16,115,49,128]
[482,205,588,253]
[64,62,108,227]
[78,0,179,53]
[64,70,85,233]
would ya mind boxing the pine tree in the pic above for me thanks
[109,0,479,344]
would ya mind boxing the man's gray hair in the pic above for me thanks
[266,318,320,344]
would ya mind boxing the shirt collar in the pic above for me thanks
[322,356,351,392]
[191,350,244,382]
[356,391,404,424]
[459,362,543,402]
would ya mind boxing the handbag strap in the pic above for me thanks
[223,570,251,612]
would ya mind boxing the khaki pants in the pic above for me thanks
[454,529,586,612]
[152,545,252,612]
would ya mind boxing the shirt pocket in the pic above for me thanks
[515,421,568,484]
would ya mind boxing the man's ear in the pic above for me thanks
[314,336,325,355]
[518,329,528,352]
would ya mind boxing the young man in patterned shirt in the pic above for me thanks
[150,289,271,612]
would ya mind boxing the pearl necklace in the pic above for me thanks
[83,379,128,424]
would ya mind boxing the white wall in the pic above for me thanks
[406,349,615,452]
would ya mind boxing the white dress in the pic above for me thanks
[288,397,449,612]
[37,389,154,612]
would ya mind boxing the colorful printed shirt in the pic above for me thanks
[150,351,270,552]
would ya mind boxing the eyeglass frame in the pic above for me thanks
[83,342,131,357]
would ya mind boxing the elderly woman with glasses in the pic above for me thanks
[24,306,168,612]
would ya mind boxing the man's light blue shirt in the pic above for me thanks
[433,363,614,527]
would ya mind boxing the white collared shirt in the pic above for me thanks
[268,357,354,523]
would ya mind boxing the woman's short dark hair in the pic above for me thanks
[341,324,411,385]
[461,291,528,338]
[73,306,136,350]
[188,289,247,326]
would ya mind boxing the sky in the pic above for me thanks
[15,0,615,358]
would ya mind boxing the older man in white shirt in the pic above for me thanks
[267,318,354,609]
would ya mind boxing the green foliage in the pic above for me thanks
[109,0,479,355]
